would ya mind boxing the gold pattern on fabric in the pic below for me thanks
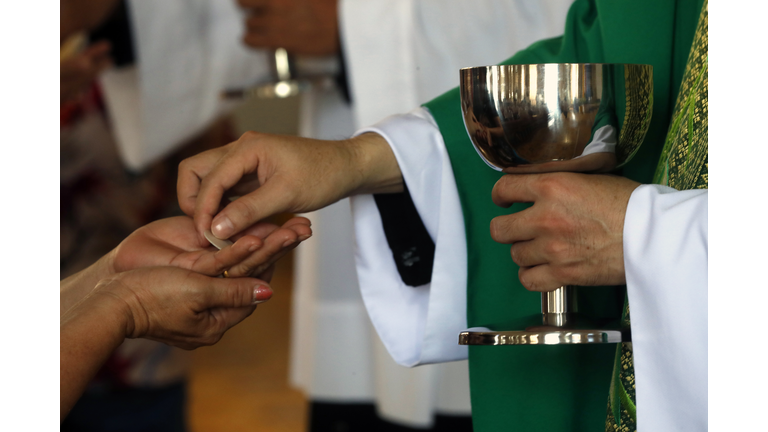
[606,2,707,431]
[606,302,637,431]
[653,2,709,190]
[617,66,654,165]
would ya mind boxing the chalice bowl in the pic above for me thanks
[458,63,653,345]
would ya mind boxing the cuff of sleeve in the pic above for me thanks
[349,108,468,366]
[623,184,708,431]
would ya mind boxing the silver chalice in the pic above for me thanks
[458,63,653,345]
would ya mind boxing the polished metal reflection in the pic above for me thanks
[458,64,651,346]
[459,328,624,346]
[221,48,335,100]
[460,63,653,171]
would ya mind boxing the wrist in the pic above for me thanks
[346,133,404,195]
[89,277,139,339]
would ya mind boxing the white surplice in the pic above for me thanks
[351,108,708,430]
[99,0,271,172]
[290,0,574,427]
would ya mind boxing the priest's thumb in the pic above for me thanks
[211,185,292,239]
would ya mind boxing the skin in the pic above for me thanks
[177,131,402,239]
[61,267,272,419]
[60,215,312,317]
[177,131,639,295]
[237,0,340,56]
[60,215,311,419]
[490,172,641,292]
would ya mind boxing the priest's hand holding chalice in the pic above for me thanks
[458,63,653,346]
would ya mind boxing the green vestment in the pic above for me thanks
[422,0,704,430]
[607,3,708,430]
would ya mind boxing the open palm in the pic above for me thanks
[112,215,311,280]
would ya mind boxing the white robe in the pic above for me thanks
[351,109,708,430]
[99,0,272,172]
[290,0,573,427]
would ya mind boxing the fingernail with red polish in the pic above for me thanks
[212,216,234,239]
[253,285,273,304]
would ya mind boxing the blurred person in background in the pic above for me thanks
[60,1,278,430]
[236,1,573,431]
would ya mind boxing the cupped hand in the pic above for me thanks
[238,0,339,56]
[490,172,641,292]
[112,215,312,280]
[177,131,401,240]
[93,267,272,349]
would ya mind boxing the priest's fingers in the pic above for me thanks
[489,213,536,244]
[492,174,544,207]
[507,240,552,269]
[517,265,569,292]
[193,147,267,238]
[501,152,617,174]
[178,146,229,218]
[208,185,296,240]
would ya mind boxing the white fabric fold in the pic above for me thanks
[350,108,468,366]
[100,0,271,171]
[579,124,617,157]
[623,184,708,432]
[340,0,574,128]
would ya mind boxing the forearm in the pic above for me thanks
[346,133,404,195]
[60,287,129,420]
[60,250,116,317]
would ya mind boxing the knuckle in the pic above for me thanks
[518,269,534,291]
[544,240,567,261]
[228,199,259,224]
[239,130,262,143]
[204,333,223,346]
[551,265,575,285]
[490,217,511,242]
[535,174,567,198]
[509,245,524,266]
[178,158,191,172]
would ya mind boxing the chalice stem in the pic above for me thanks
[542,286,576,327]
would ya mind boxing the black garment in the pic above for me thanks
[374,185,436,287]
[89,1,136,67]
[60,381,187,432]
[309,402,472,432]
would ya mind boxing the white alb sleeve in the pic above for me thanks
[623,184,708,432]
[349,107,468,367]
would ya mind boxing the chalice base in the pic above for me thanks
[458,314,629,346]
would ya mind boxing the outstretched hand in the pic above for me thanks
[490,172,640,292]
[61,264,275,418]
[177,131,402,240]
[112,215,312,280]
[90,266,271,349]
